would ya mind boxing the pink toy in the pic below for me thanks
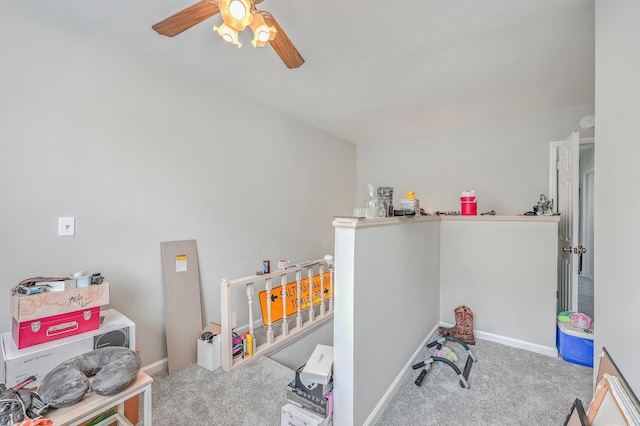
[570,312,593,328]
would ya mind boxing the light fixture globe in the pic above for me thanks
[219,0,253,31]
[249,12,277,47]
[213,22,242,47]
[229,0,247,20]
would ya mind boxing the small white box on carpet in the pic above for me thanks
[197,322,222,371]
[197,336,221,371]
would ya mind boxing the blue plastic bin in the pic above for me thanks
[556,321,594,368]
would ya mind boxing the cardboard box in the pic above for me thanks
[197,322,222,371]
[1,309,135,388]
[294,365,333,399]
[197,322,221,339]
[12,306,101,349]
[11,282,110,322]
[197,337,221,371]
[281,403,332,426]
[287,381,333,418]
[300,344,333,385]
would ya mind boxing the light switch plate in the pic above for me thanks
[58,217,75,236]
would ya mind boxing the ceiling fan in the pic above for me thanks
[152,0,304,69]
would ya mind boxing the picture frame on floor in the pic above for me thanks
[586,347,640,425]
[563,398,588,426]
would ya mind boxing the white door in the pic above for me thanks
[581,169,595,279]
[557,131,580,312]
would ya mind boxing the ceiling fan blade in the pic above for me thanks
[152,0,220,37]
[262,12,305,69]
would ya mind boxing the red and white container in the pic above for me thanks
[12,306,100,349]
[460,190,477,215]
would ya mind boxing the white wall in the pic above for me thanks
[333,218,441,426]
[0,0,356,367]
[439,218,558,355]
[594,0,640,393]
[356,105,594,216]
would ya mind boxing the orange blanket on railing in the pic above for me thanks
[257,272,332,326]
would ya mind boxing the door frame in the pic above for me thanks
[581,166,595,279]
[549,136,595,312]
[549,137,594,211]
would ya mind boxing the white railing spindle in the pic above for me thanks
[246,283,255,355]
[295,270,303,329]
[281,274,289,337]
[319,264,326,316]
[221,279,233,371]
[307,266,315,323]
[266,277,274,344]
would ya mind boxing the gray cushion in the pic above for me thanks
[37,347,141,408]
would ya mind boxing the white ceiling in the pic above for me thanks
[29,0,595,145]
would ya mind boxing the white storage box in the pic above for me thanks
[197,335,221,371]
[301,344,333,385]
[0,309,135,388]
[294,364,333,399]
[281,403,332,426]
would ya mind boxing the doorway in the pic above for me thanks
[549,136,595,319]
[578,144,595,320]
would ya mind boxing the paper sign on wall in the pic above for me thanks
[176,254,187,272]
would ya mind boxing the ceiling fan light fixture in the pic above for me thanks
[152,0,304,67]
[219,0,253,31]
[213,23,242,47]
[249,12,277,47]
[229,1,247,20]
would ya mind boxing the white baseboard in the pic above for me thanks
[142,357,168,375]
[363,323,441,426]
[439,322,558,357]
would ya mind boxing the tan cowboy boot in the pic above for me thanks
[438,305,476,345]
[439,305,467,334]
